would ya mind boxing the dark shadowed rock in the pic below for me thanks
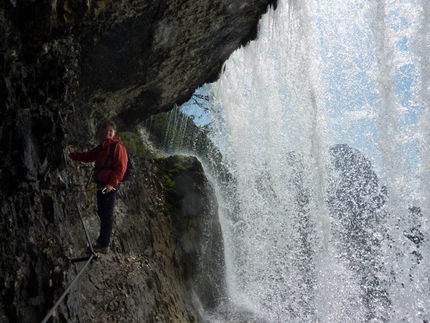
[79,0,278,125]
[2,0,277,126]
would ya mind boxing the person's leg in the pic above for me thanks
[96,186,116,247]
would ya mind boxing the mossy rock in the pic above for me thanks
[118,131,155,159]
[154,155,205,214]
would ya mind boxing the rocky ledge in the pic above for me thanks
[1,152,226,322]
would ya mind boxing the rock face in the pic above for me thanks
[1,151,226,322]
[79,0,277,125]
[2,0,276,125]
[0,0,275,321]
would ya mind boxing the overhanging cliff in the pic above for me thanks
[2,0,277,126]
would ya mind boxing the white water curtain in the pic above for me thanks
[208,0,430,322]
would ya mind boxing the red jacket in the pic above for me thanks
[69,137,128,187]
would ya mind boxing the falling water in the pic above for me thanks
[196,0,430,322]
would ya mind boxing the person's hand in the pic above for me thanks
[104,184,115,193]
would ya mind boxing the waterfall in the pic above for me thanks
[197,0,430,322]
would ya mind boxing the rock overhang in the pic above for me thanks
[74,0,278,127]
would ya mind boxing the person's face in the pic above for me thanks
[102,126,115,140]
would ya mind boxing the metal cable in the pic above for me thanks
[77,207,95,254]
[40,254,95,323]
[41,190,98,322]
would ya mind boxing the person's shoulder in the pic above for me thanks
[111,137,122,144]
[113,137,126,148]
[103,138,120,147]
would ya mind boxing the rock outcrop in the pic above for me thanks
[0,0,276,321]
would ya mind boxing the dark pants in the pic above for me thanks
[96,183,117,247]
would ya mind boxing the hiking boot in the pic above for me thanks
[87,242,109,254]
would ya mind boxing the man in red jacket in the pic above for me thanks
[69,120,128,254]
